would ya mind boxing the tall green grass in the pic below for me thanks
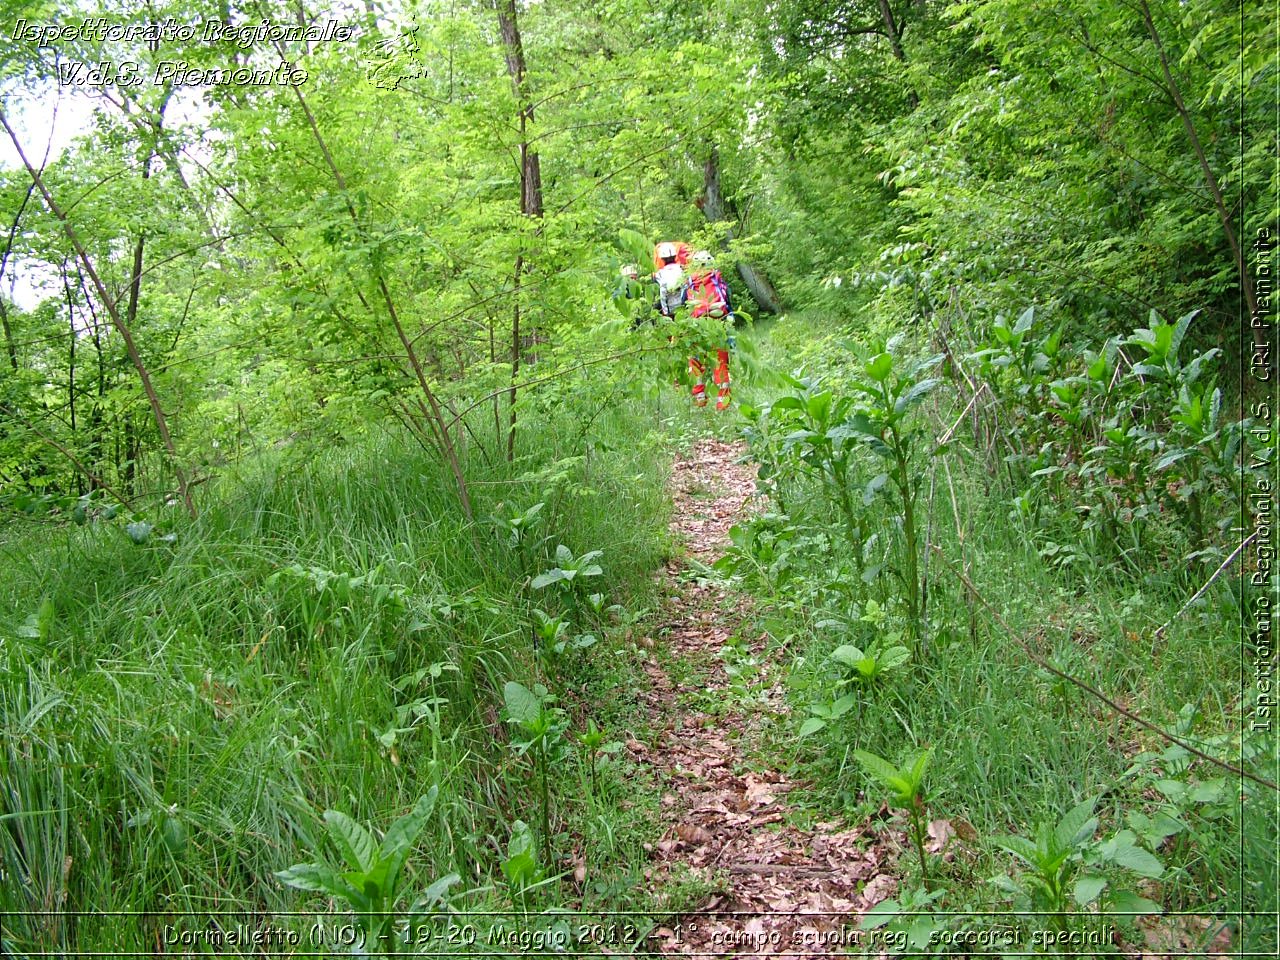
[0,401,672,954]
[728,311,1276,953]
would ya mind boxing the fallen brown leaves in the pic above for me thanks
[1126,915,1235,959]
[638,438,906,955]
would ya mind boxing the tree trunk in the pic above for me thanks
[496,0,544,461]
[877,0,907,62]
[700,148,783,314]
[0,182,32,372]
[497,0,544,220]
[876,0,918,108]
[1136,0,1263,349]
[89,320,105,491]
[127,415,142,493]
[508,254,522,464]
[73,264,109,490]
[1,301,15,372]
[63,269,80,494]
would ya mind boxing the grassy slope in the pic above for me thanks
[1,311,1273,955]
[726,311,1277,952]
[0,402,675,953]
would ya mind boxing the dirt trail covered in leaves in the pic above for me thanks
[634,438,902,957]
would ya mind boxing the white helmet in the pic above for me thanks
[620,264,639,279]
[691,250,714,267]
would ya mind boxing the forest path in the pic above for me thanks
[636,437,900,957]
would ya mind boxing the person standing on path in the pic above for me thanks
[684,250,735,410]
[653,241,690,319]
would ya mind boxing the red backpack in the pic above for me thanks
[687,270,731,319]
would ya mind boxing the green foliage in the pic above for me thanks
[713,513,811,592]
[503,681,571,869]
[576,718,623,798]
[0,404,668,954]
[492,501,546,580]
[855,748,935,888]
[861,885,949,955]
[830,636,911,686]
[742,339,942,644]
[991,797,1163,930]
[715,634,768,707]
[276,790,456,953]
[769,375,868,560]
[841,342,943,643]
[1115,704,1262,907]
[974,305,1253,568]
[742,305,1264,946]
[501,819,544,910]
[531,544,604,594]
[529,545,611,666]
[3,0,1273,948]
[798,601,911,738]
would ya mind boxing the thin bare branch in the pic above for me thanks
[1153,534,1256,641]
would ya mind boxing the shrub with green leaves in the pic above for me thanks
[770,376,869,564]
[501,819,544,912]
[276,790,457,954]
[492,501,546,580]
[991,797,1162,931]
[1115,704,1259,907]
[855,748,934,887]
[531,544,604,619]
[798,601,911,738]
[713,513,808,593]
[830,636,910,687]
[503,681,572,868]
[840,341,943,645]
[742,339,942,645]
[975,306,1253,570]
[576,719,623,798]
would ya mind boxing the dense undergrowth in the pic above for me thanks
[720,310,1277,955]
[1,304,1274,957]
[0,399,679,954]
[2,1,1273,955]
